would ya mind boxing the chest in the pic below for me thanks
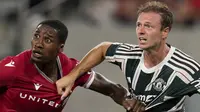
[125,60,175,102]
[2,71,66,112]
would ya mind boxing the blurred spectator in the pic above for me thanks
[175,0,200,27]
[66,0,101,26]
[55,0,101,26]
[60,0,81,19]
[113,0,147,25]
[112,0,200,27]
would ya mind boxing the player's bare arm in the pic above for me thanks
[56,42,112,97]
[89,72,145,112]
[72,41,112,79]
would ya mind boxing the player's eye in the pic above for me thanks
[45,38,52,43]
[33,34,40,39]
[136,23,141,27]
[144,24,152,28]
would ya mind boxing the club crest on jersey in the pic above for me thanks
[152,78,166,91]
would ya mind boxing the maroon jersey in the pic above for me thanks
[0,50,95,112]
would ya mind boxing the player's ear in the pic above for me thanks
[162,27,170,40]
[59,44,64,52]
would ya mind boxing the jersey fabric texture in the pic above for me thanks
[105,43,200,112]
[0,50,95,112]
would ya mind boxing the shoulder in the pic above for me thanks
[0,50,31,72]
[0,51,28,86]
[109,42,142,52]
[107,42,143,57]
[172,47,200,70]
[58,52,78,66]
[58,52,79,75]
[169,47,200,80]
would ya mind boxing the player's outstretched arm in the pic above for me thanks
[56,42,112,98]
[74,42,112,79]
[89,72,145,112]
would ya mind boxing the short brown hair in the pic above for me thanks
[137,1,173,31]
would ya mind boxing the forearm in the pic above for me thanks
[73,42,112,79]
[109,84,128,105]
[89,72,128,105]
[93,83,128,105]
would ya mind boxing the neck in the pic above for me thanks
[143,43,170,68]
[35,59,57,77]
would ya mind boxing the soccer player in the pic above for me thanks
[56,1,200,112]
[0,20,145,112]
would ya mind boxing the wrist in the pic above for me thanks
[69,66,83,80]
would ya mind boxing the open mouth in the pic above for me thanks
[139,37,147,42]
[32,50,43,58]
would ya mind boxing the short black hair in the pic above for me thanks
[37,20,68,44]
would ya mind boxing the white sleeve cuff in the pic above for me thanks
[83,71,96,88]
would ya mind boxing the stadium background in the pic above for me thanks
[0,0,200,112]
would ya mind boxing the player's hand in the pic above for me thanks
[56,75,75,100]
[122,97,146,112]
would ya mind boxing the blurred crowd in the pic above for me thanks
[114,0,200,27]
[0,0,200,58]
[28,0,200,27]
[1,0,200,28]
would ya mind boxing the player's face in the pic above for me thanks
[136,12,165,50]
[31,24,62,63]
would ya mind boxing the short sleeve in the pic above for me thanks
[74,70,96,88]
[105,42,123,67]
[59,53,95,89]
[105,42,140,70]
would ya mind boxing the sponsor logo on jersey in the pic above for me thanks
[5,60,15,67]
[128,88,157,103]
[19,92,61,108]
[137,95,157,103]
[152,78,166,91]
[34,83,42,91]
[18,83,70,109]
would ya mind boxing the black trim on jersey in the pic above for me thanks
[171,56,196,73]
[125,59,140,88]
[121,43,135,48]
[168,60,191,74]
[117,48,143,52]
[115,53,142,57]
[176,49,192,59]
[135,71,154,94]
[106,44,119,56]
[115,44,143,56]
[158,65,174,79]
[174,50,200,70]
